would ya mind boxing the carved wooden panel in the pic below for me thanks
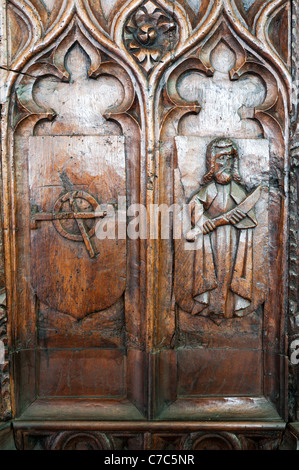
[0,0,297,451]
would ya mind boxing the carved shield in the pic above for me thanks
[29,136,126,320]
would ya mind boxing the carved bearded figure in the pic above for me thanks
[186,138,262,320]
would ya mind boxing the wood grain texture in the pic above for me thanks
[0,0,296,450]
[29,135,126,318]
[288,0,299,430]
[3,7,145,423]
[155,2,291,424]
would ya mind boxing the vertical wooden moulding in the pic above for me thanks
[0,0,12,423]
[288,0,299,428]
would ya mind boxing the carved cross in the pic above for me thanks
[31,191,107,259]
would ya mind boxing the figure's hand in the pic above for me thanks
[186,227,201,242]
[203,220,216,235]
[228,209,246,226]
[186,230,196,242]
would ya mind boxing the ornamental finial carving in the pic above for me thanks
[124,0,178,74]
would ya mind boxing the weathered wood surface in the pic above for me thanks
[0,0,297,450]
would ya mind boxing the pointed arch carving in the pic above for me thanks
[12,20,137,136]
[9,16,143,316]
[3,2,146,424]
[155,2,291,420]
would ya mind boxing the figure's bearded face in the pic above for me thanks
[213,149,235,184]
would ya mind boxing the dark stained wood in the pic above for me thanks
[0,0,297,451]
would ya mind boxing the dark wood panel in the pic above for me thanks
[38,349,126,398]
[177,349,263,397]
[38,300,125,349]
[178,309,263,349]
[0,0,295,451]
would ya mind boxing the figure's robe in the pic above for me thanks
[191,181,258,319]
